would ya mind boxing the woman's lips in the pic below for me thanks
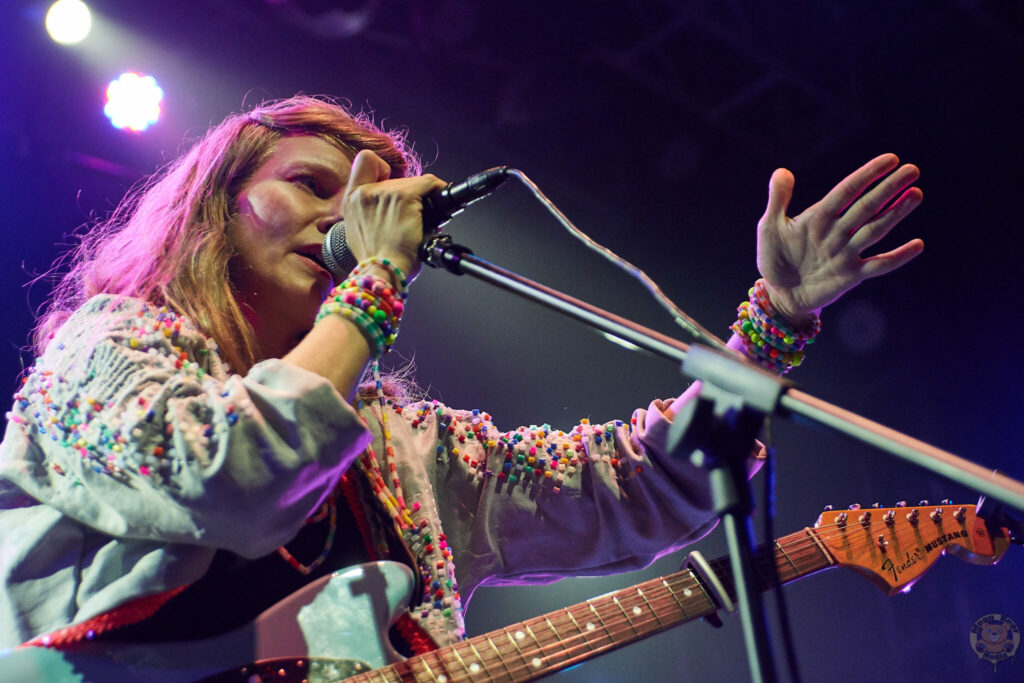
[295,252,333,282]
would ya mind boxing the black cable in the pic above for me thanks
[762,420,803,683]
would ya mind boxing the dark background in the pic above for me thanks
[2,1,1022,681]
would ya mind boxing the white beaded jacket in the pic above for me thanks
[0,295,721,650]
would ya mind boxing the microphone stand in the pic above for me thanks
[421,233,1024,683]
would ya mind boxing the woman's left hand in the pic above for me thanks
[756,153,924,324]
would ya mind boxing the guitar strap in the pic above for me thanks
[18,584,189,650]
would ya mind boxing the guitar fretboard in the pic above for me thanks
[350,527,835,682]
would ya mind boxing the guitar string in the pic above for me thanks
[392,562,716,679]
[530,515,960,679]
[390,584,722,683]
[356,512,971,683]
[347,510,970,682]
[348,577,717,683]
[439,516,961,683]
[363,531,881,683]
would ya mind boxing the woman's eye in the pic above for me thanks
[294,175,323,195]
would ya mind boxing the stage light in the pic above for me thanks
[45,0,92,45]
[103,73,164,132]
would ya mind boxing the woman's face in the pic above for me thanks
[229,135,352,351]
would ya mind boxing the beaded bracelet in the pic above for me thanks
[335,290,399,342]
[749,279,821,347]
[349,257,409,298]
[731,278,821,374]
[317,302,387,357]
[316,258,410,358]
[340,285,401,323]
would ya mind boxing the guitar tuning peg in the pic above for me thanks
[823,505,833,511]
[895,501,907,508]
[940,499,953,505]
[918,500,929,506]
[870,502,882,508]
[848,503,861,510]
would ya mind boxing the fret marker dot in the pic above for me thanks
[632,606,642,616]
[683,588,693,597]
[514,630,525,640]
[586,622,596,631]
[469,662,481,673]
[438,677,447,683]
[532,657,542,668]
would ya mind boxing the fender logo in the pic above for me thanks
[879,531,967,583]
[881,550,922,583]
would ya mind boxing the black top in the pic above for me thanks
[105,492,373,642]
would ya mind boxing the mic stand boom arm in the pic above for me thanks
[421,234,1024,511]
[420,233,1024,683]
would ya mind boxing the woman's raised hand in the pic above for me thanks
[756,153,924,324]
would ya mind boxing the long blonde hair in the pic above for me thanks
[35,96,420,374]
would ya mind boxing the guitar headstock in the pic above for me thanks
[814,502,1010,595]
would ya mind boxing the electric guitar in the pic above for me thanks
[3,502,1013,682]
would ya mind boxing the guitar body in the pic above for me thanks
[0,561,415,682]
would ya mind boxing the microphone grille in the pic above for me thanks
[322,221,357,281]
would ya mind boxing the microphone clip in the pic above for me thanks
[420,233,474,275]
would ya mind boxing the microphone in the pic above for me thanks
[321,166,509,281]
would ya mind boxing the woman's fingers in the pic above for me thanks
[342,159,447,276]
[848,187,924,252]
[859,238,925,280]
[841,163,920,231]
[820,153,900,217]
[346,149,391,195]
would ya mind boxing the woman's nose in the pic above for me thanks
[317,216,340,235]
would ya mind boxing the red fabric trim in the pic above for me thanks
[19,584,189,649]
[394,612,438,655]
